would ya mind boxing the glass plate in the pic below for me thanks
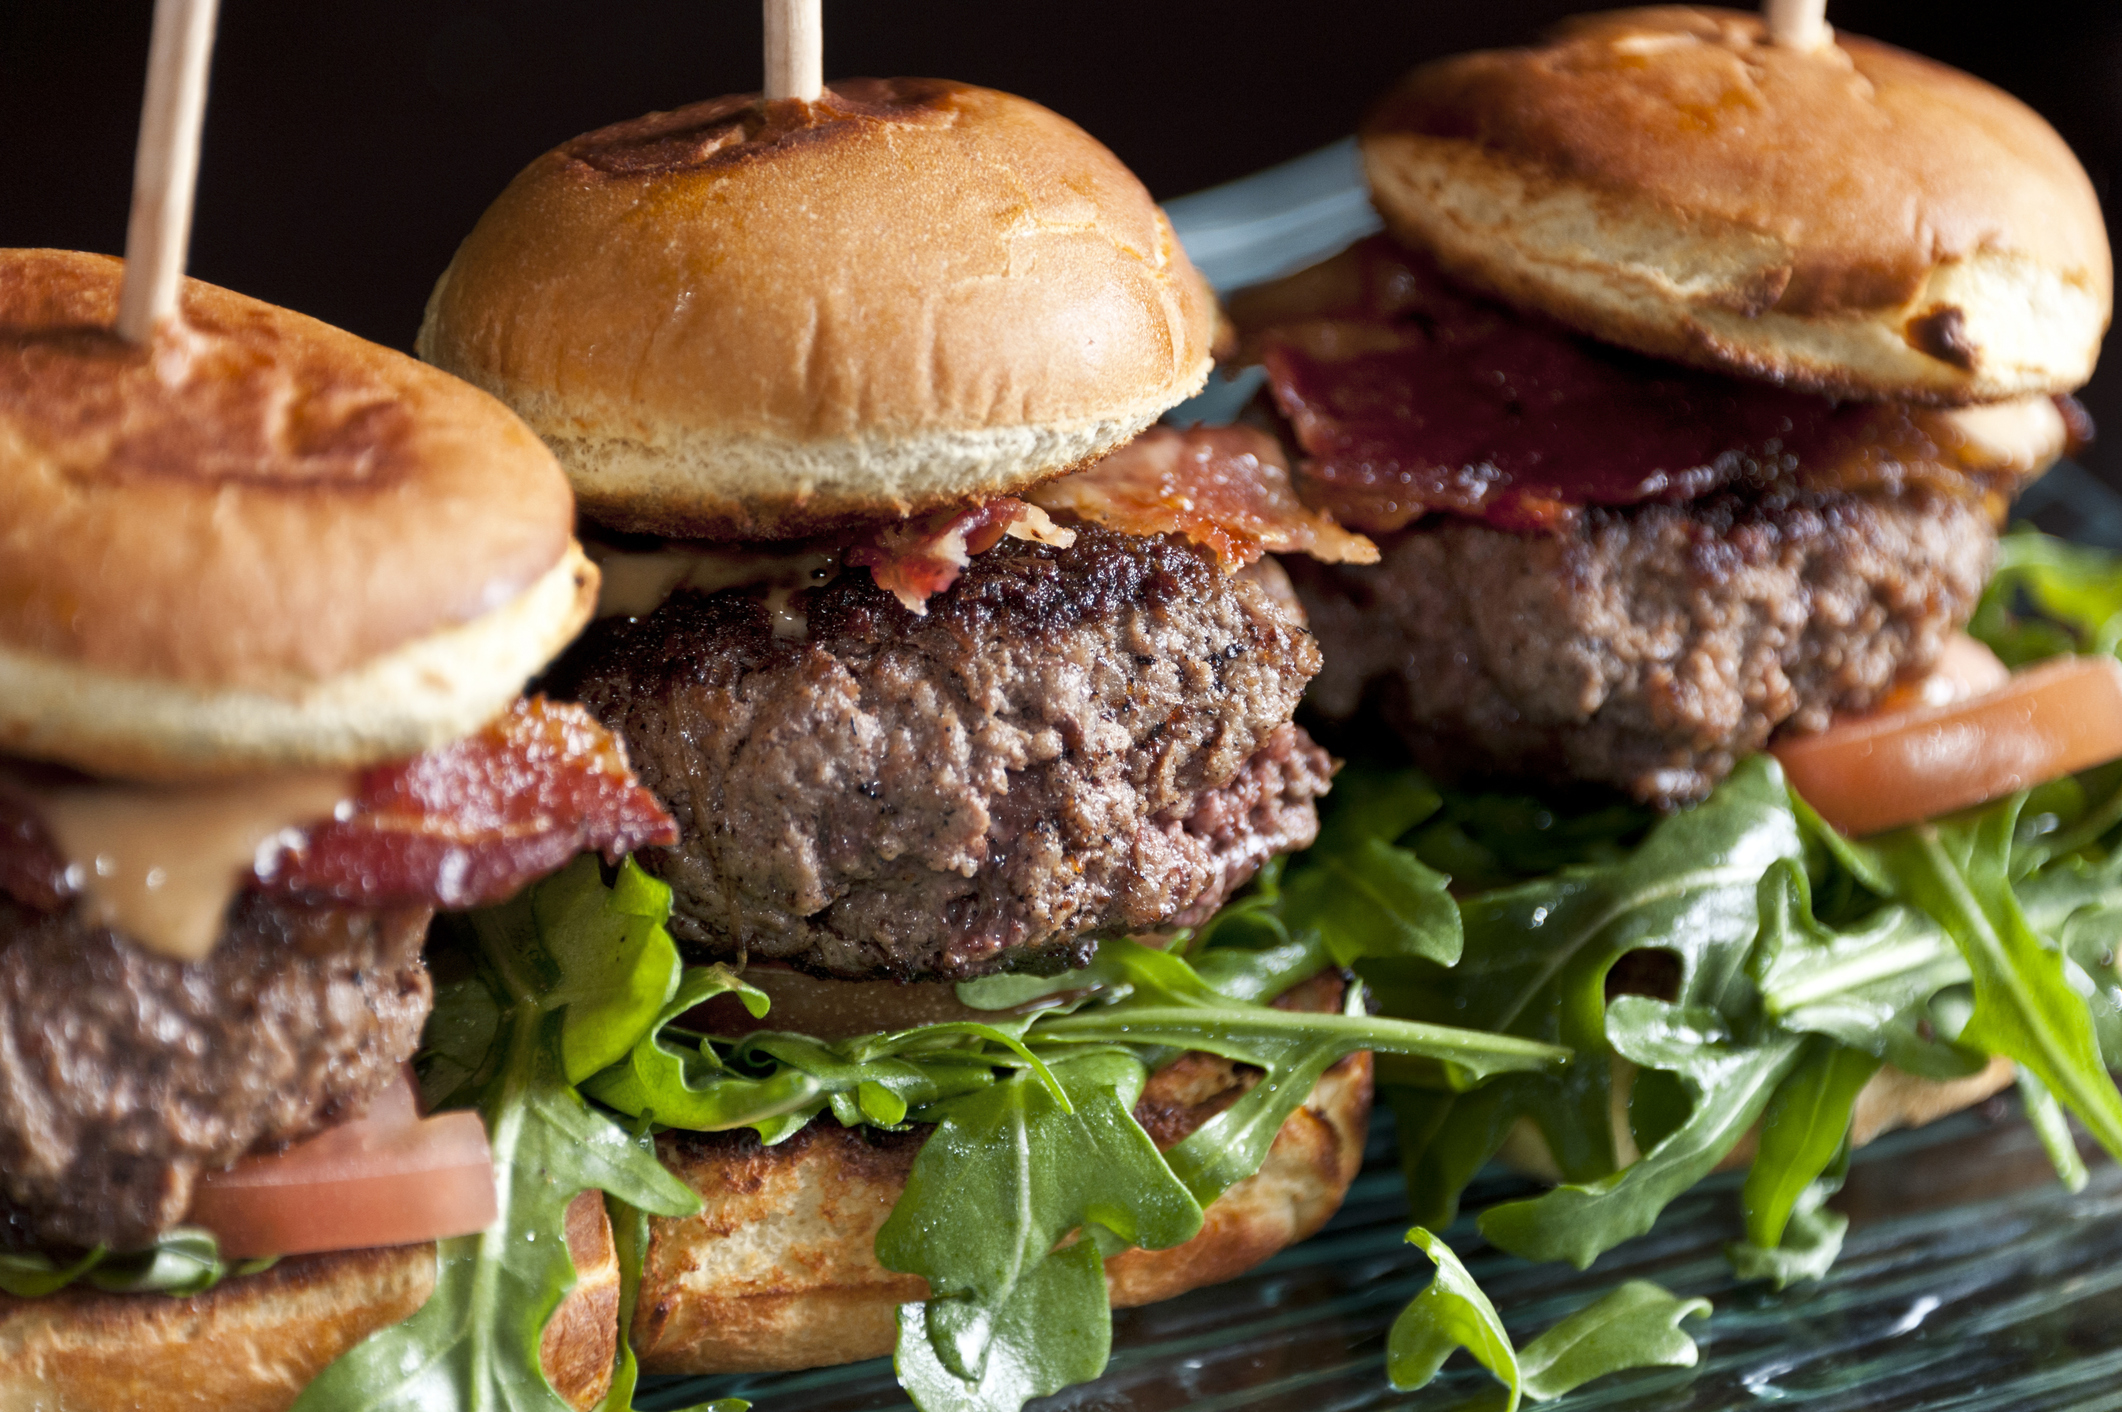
[642,1098,2119,1412]
[638,146,2122,1412]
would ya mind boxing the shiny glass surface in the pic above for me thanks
[639,1096,2122,1411]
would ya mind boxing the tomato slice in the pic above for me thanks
[186,1071,497,1259]
[1773,649,2122,838]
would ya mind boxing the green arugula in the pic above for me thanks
[294,857,700,1412]
[575,881,1563,1412]
[1517,1280,1711,1400]
[1387,1228,1708,1405]
[1366,755,1803,1233]
[1387,1228,1520,1403]
[881,1052,1199,1407]
[0,1226,273,1298]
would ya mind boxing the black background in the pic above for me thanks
[4,1,2119,482]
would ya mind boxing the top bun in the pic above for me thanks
[1360,7,2112,403]
[0,249,592,780]
[417,78,1216,541]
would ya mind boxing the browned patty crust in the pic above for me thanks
[0,895,432,1250]
[1288,484,1996,804]
[549,526,1326,980]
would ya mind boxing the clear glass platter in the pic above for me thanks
[642,1099,2119,1412]
[639,145,2122,1412]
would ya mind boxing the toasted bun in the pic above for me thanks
[1360,7,2112,403]
[0,250,593,780]
[0,1192,621,1411]
[416,78,1216,542]
[629,1050,1371,1374]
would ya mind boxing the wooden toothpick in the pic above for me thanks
[115,0,220,343]
[763,0,824,103]
[1763,0,1832,51]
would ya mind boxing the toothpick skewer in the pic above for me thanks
[115,0,220,343]
[1763,0,1831,52]
[764,0,824,103]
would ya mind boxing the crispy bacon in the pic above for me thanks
[0,697,676,919]
[846,498,1076,613]
[1027,425,1377,571]
[270,697,677,909]
[1240,236,2007,535]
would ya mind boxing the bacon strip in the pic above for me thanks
[0,697,677,918]
[1027,425,1377,571]
[270,697,677,909]
[847,499,1076,613]
[1240,236,2013,535]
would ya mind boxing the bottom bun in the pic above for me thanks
[632,1050,1375,1375]
[0,1191,621,1412]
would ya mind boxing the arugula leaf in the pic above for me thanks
[1517,1281,1711,1401]
[1740,1037,1879,1250]
[2016,1068,2091,1193]
[1280,836,1462,967]
[1972,526,2122,667]
[893,1241,1109,1412]
[878,1052,1200,1407]
[1376,756,1802,1227]
[297,858,699,1412]
[1728,1143,1852,1290]
[0,1227,273,1298]
[1876,806,2122,1162]
[1478,999,1805,1268]
[1387,1228,1520,1406]
[1755,863,1984,1081]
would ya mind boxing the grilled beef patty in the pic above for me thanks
[0,895,431,1251]
[550,525,1326,980]
[1288,484,1995,805]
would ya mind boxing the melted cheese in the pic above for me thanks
[1928,396,2070,478]
[21,771,353,961]
[587,542,839,623]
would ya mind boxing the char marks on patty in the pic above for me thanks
[0,894,431,1250]
[1289,484,1995,805]
[548,525,1325,980]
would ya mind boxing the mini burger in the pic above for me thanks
[415,76,1563,1412]
[0,249,677,1410]
[1212,7,2122,1378]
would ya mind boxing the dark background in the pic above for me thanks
[4,1,2119,485]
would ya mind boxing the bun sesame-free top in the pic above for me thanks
[418,78,1217,541]
[0,248,594,779]
[1361,6,2112,402]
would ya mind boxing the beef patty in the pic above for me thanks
[1288,483,1995,805]
[0,894,432,1250]
[549,526,1326,981]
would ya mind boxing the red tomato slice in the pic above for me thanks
[1773,650,2122,838]
[186,1071,497,1259]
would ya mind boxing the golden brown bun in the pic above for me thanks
[630,1051,1372,1374]
[0,1192,621,1411]
[0,249,593,780]
[417,79,1216,541]
[1360,8,2111,403]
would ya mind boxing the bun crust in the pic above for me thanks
[0,250,587,776]
[0,1192,622,1411]
[0,542,596,781]
[1361,7,2111,403]
[630,1051,1373,1374]
[417,79,1215,541]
